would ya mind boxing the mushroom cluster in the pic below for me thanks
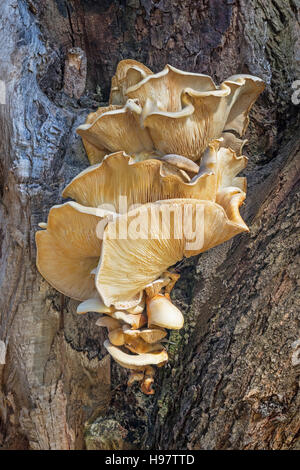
[36,60,264,394]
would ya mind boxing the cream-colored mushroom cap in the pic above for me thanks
[76,297,115,314]
[104,340,168,370]
[36,202,113,301]
[122,325,167,344]
[147,294,184,330]
[76,102,154,165]
[109,59,153,105]
[96,316,121,332]
[126,65,265,160]
[96,196,248,307]
[62,143,247,212]
[77,60,264,164]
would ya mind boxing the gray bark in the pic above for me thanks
[0,0,299,450]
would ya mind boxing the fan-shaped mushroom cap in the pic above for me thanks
[104,340,168,370]
[77,61,264,164]
[62,144,246,213]
[126,66,265,160]
[109,59,153,105]
[36,202,112,301]
[76,102,154,165]
[96,196,248,306]
[147,294,184,330]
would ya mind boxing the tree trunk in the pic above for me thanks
[0,0,299,450]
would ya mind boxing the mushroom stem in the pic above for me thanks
[127,371,145,386]
[141,365,156,395]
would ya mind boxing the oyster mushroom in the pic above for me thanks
[35,60,264,395]
[77,60,264,164]
[140,366,156,395]
[96,316,121,332]
[109,59,153,105]
[95,196,248,307]
[104,340,168,370]
[62,142,246,213]
[76,101,154,165]
[35,202,113,301]
[147,294,184,330]
[122,325,167,344]
[76,297,115,314]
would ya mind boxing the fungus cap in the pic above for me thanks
[77,61,264,164]
[96,196,248,307]
[35,202,112,301]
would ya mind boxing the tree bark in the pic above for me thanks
[0,0,299,450]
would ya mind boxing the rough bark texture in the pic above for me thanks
[0,0,299,450]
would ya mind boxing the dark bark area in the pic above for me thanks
[0,0,299,450]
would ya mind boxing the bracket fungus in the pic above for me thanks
[36,60,265,394]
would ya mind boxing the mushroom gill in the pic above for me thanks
[77,60,264,165]
[62,140,247,212]
[95,196,248,307]
[35,202,113,301]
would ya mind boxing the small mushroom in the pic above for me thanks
[147,294,184,330]
[109,311,147,329]
[122,325,167,344]
[76,297,115,315]
[108,328,125,346]
[38,222,47,229]
[104,340,168,370]
[161,154,199,174]
[62,151,212,213]
[96,316,122,332]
